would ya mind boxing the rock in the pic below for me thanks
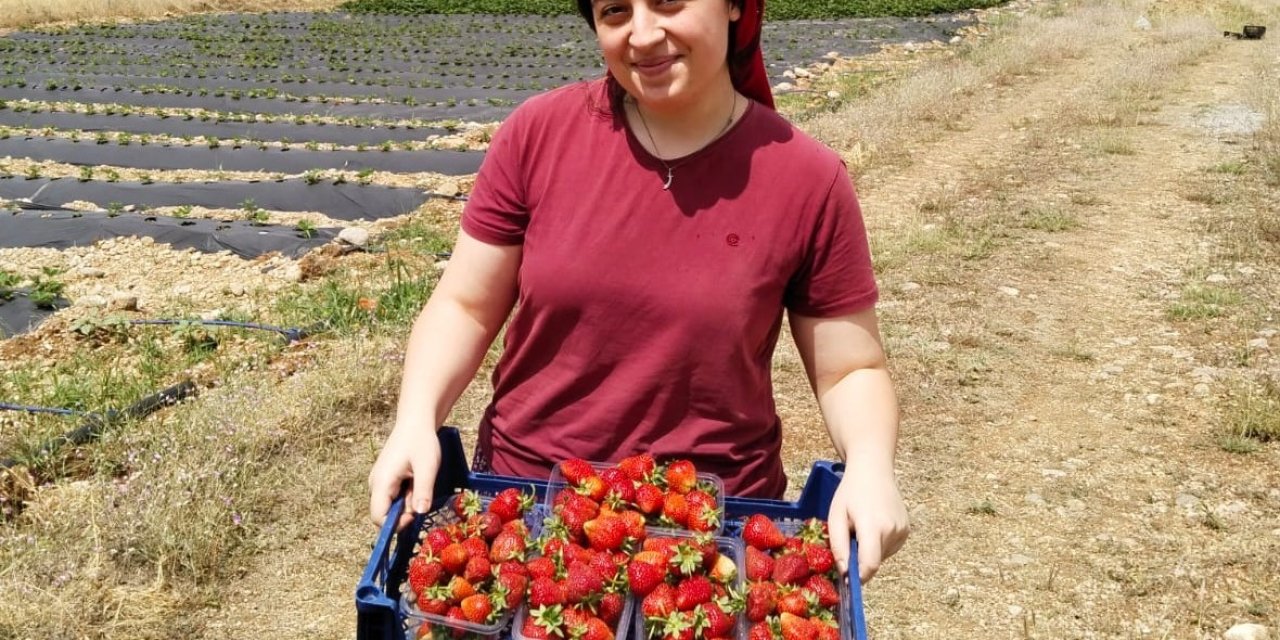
[108,293,138,311]
[437,180,461,197]
[338,227,370,248]
[1248,338,1269,350]
[1176,493,1200,509]
[826,90,841,99]
[1025,493,1046,506]
[774,82,794,92]
[901,282,922,292]
[1260,329,1277,338]
[1205,273,1228,283]
[275,265,303,283]
[200,308,225,322]
[1193,383,1211,396]
[1134,15,1152,30]
[433,260,450,272]
[949,35,963,44]
[1146,394,1162,406]
[793,67,812,79]
[78,267,106,278]
[225,283,246,297]
[1008,605,1023,616]
[782,70,796,79]
[1042,469,1067,479]
[76,294,107,308]
[823,51,841,60]
[172,284,192,296]
[1224,623,1269,640]
[998,286,1020,297]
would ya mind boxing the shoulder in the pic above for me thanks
[500,79,612,134]
[737,104,848,192]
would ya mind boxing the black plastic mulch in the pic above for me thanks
[0,136,484,175]
[0,291,60,338]
[0,208,337,258]
[0,87,517,122]
[0,109,446,145]
[0,177,432,220]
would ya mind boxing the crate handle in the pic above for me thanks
[355,485,407,609]
[846,538,869,639]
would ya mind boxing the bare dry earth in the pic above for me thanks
[5,2,1274,639]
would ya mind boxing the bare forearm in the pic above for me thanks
[816,365,899,473]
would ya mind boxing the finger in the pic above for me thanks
[827,506,852,576]
[370,477,393,528]
[857,529,883,585]
[410,454,438,515]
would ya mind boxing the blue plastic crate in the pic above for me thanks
[356,427,869,640]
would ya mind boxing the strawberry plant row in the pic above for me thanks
[0,136,484,175]
[0,177,432,221]
[0,109,445,147]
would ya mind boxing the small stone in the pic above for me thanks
[1042,469,1067,479]
[76,294,107,308]
[901,282,922,292]
[108,293,138,311]
[1005,554,1033,566]
[1008,605,1023,616]
[1237,265,1258,276]
[1065,498,1085,511]
[793,67,812,79]
[78,267,106,278]
[200,308,225,322]
[823,51,841,60]
[433,260,450,272]
[1205,273,1229,283]
[1193,383,1211,396]
[1176,493,1200,509]
[139,237,154,246]
[1223,623,1270,640]
[1146,394,1162,406]
[774,82,794,92]
[1260,329,1278,338]
[225,283,246,296]
[1134,15,1152,30]
[1248,338,1269,350]
[172,284,192,296]
[436,180,461,197]
[950,35,963,44]
[998,286,1020,297]
[782,70,796,79]
[1025,493,1046,506]
[275,265,303,283]
[338,227,370,248]
[826,90,841,99]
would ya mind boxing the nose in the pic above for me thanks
[628,5,664,50]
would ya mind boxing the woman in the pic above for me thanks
[369,0,908,584]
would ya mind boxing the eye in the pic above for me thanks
[596,3,627,20]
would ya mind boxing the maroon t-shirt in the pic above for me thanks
[461,80,877,498]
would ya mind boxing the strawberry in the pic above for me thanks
[560,459,596,486]
[642,582,677,618]
[526,556,558,580]
[459,593,493,624]
[583,516,628,552]
[674,575,713,611]
[577,476,609,502]
[803,542,835,576]
[783,537,805,555]
[446,606,470,638]
[468,512,503,541]
[626,558,667,596]
[772,554,811,586]
[599,591,626,625]
[407,555,445,596]
[451,490,482,519]
[490,530,527,563]
[529,576,565,607]
[488,487,534,524]
[461,537,489,562]
[502,518,530,538]
[619,510,648,541]
[497,560,529,579]
[635,482,665,515]
[656,610,696,640]
[463,555,491,584]
[599,467,634,494]
[661,492,689,527]
[745,581,778,622]
[583,614,615,640]
[687,503,721,533]
[419,591,451,616]
[564,562,606,604]
[815,620,840,640]
[496,571,528,609]
[617,453,656,481]
[745,545,774,581]
[708,552,738,584]
[697,602,737,638]
[776,589,810,617]
[439,542,468,575]
[424,527,454,555]
[805,574,840,609]
[780,612,818,640]
[748,621,773,640]
[521,612,552,640]
[530,604,565,638]
[742,515,786,550]
[663,460,697,495]
[446,575,476,603]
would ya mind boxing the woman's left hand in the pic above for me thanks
[826,465,909,584]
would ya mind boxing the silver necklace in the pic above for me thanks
[633,90,738,190]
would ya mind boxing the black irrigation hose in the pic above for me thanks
[0,402,89,416]
[128,318,320,343]
[0,380,197,470]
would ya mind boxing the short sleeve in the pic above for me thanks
[784,164,879,316]
[461,107,530,246]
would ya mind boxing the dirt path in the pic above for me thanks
[185,6,1280,640]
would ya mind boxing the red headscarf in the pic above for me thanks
[730,0,775,109]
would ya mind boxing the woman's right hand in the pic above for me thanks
[368,425,442,531]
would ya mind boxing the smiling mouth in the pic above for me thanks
[633,56,679,75]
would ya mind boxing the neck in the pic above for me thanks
[628,74,741,159]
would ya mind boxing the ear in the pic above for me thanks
[728,0,742,22]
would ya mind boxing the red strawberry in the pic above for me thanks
[583,516,628,552]
[599,591,626,626]
[674,575,713,611]
[742,515,786,550]
[439,542,468,575]
[419,592,451,616]
[496,572,528,609]
[577,476,609,502]
[776,590,810,617]
[599,467,633,494]
[502,518,530,538]
[663,460,697,495]
[805,574,840,609]
[498,560,529,578]
[642,583,677,618]
[490,530,527,563]
[772,554,811,586]
[661,492,689,527]
[697,602,737,638]
[780,612,818,640]
[446,606,470,637]
[530,604,565,638]
[560,459,596,486]
[626,558,667,597]
[488,487,534,523]
[783,537,805,555]
[583,614,615,640]
[656,610,696,640]
[745,545,774,581]
[803,542,835,576]
[529,576,565,607]
[446,575,476,603]
[424,527,454,555]
[521,612,552,640]
[564,562,606,604]
[407,555,445,596]
[451,490,482,519]
[618,510,647,541]
[745,581,778,622]
[468,512,503,541]
[562,493,601,521]
[814,620,840,640]
[748,621,773,640]
[463,555,491,584]
[526,556,558,580]
[459,593,493,624]
[687,504,721,533]
[617,454,656,481]
[635,483,665,515]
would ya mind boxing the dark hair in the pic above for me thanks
[576,0,595,29]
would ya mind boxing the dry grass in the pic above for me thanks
[0,0,343,31]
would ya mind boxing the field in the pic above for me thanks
[2,0,1279,638]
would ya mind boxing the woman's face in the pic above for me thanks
[591,0,741,113]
